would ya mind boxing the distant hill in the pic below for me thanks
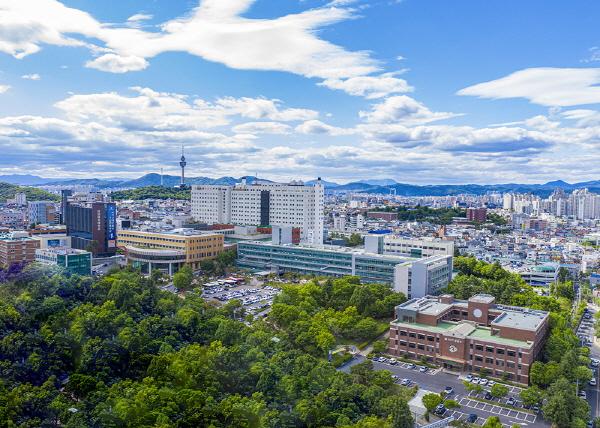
[0,182,60,202]
[0,174,58,185]
[111,186,191,201]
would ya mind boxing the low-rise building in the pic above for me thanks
[388,294,549,384]
[117,229,224,274]
[383,236,454,258]
[237,240,452,295]
[0,231,40,266]
[35,247,92,276]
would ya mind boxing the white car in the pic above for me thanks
[590,378,597,386]
[579,391,587,399]
[471,377,480,384]
[479,379,488,386]
[487,380,496,387]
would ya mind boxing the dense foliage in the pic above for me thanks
[395,206,465,224]
[110,186,191,201]
[0,182,59,202]
[0,266,412,427]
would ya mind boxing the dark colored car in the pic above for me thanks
[467,414,478,423]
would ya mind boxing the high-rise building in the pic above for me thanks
[466,207,487,223]
[27,201,57,225]
[191,178,324,244]
[61,192,117,256]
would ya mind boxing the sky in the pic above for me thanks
[0,0,599,184]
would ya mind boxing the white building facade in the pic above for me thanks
[192,179,324,244]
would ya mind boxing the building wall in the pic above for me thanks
[384,237,454,258]
[0,238,40,266]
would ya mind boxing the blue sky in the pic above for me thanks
[0,0,599,184]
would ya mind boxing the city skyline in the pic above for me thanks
[0,1,599,184]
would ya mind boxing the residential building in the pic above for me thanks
[518,263,559,286]
[27,201,57,225]
[367,211,398,221]
[191,178,324,244]
[467,207,487,223]
[236,240,452,295]
[0,231,40,266]
[388,294,549,384]
[35,247,92,276]
[117,229,224,274]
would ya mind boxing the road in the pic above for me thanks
[340,356,550,428]
[582,302,600,419]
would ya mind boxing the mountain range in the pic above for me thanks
[2,174,600,197]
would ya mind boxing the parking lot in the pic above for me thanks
[459,396,538,423]
[371,356,441,376]
[201,277,281,316]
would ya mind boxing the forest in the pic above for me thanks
[0,265,413,428]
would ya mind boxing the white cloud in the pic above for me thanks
[295,120,355,136]
[21,73,40,80]
[359,95,460,124]
[215,97,319,121]
[232,122,291,134]
[0,84,9,93]
[582,47,600,64]
[457,67,600,107]
[127,13,153,22]
[319,72,413,98]
[0,0,379,81]
[86,54,149,73]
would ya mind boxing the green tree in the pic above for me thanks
[519,386,544,407]
[482,416,503,428]
[173,265,194,290]
[490,383,509,398]
[389,396,413,428]
[422,393,442,413]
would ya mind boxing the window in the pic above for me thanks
[418,344,424,350]
[399,330,407,336]
[497,349,505,355]
[486,346,494,353]
[475,356,483,362]
[409,343,416,349]
[409,332,416,338]
[475,344,483,351]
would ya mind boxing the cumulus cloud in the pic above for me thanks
[232,122,292,134]
[319,72,412,98]
[457,67,600,107]
[0,0,379,84]
[295,120,355,136]
[0,84,9,93]
[21,73,41,80]
[86,54,149,73]
[359,95,460,125]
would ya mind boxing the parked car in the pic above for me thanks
[590,378,597,386]
[466,414,478,423]
[471,377,480,384]
[419,366,428,373]
[389,358,398,365]
[444,386,454,395]
[434,404,446,415]
[465,374,473,381]
[400,379,411,386]
[579,391,587,399]
[532,405,540,413]
[484,392,493,400]
[479,378,488,386]
[407,363,416,369]
[487,380,496,387]
[507,397,516,406]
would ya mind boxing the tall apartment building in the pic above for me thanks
[117,229,224,274]
[61,192,117,256]
[191,178,324,244]
[467,207,487,223]
[237,240,452,295]
[27,201,57,225]
[388,294,549,384]
[0,232,40,266]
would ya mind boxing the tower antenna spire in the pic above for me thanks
[179,145,187,187]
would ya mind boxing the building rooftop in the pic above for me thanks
[491,307,547,331]
[398,297,452,316]
[469,294,495,304]
[37,247,90,256]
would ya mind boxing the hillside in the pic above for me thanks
[110,186,191,200]
[0,182,60,202]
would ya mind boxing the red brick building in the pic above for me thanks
[466,207,487,223]
[367,211,398,221]
[388,294,549,384]
[0,232,41,267]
